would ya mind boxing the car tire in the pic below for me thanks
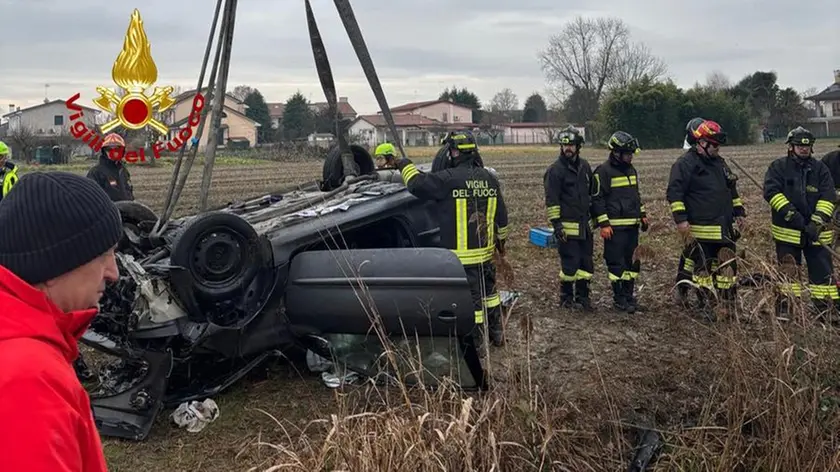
[170,211,265,302]
[321,144,375,191]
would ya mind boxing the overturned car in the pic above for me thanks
[83,147,492,440]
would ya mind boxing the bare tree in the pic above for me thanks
[539,16,666,103]
[801,87,818,110]
[489,88,519,120]
[609,42,668,89]
[704,70,731,91]
[7,124,38,163]
[540,124,561,144]
[231,85,254,102]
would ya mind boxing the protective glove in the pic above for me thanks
[600,226,613,240]
[553,224,566,243]
[640,217,649,232]
[786,210,807,231]
[804,222,819,243]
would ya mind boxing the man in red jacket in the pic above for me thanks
[0,171,122,471]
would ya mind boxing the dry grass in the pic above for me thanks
[59,141,840,471]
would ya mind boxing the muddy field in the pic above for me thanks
[33,141,840,471]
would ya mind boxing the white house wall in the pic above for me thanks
[399,102,472,124]
[348,119,377,147]
[7,101,97,135]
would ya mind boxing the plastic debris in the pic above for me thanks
[171,398,220,433]
[500,290,522,307]
[306,349,333,373]
[321,370,360,388]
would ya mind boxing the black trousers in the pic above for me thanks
[464,263,501,330]
[775,242,838,301]
[604,228,639,281]
[557,234,594,282]
[681,240,737,293]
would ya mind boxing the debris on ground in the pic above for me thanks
[171,399,220,433]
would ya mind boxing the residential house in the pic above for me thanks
[266,96,358,130]
[268,103,285,129]
[347,99,478,148]
[162,88,260,151]
[386,99,474,125]
[1,100,100,159]
[349,114,458,148]
[1,100,99,136]
[805,70,840,138]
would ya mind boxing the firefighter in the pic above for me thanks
[0,141,20,202]
[394,130,509,346]
[763,126,839,317]
[675,117,707,296]
[591,131,649,313]
[667,120,746,313]
[820,143,840,198]
[86,133,135,202]
[820,143,840,247]
[544,127,596,311]
[373,142,397,169]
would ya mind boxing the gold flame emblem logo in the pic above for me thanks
[93,9,175,135]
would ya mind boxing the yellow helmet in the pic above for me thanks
[374,142,395,157]
[0,141,9,158]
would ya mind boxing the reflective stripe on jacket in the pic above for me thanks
[666,149,745,242]
[591,157,646,228]
[1,163,19,198]
[763,154,835,247]
[397,158,509,266]
[543,155,595,239]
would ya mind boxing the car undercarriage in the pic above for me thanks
[83,163,489,440]
[79,0,491,441]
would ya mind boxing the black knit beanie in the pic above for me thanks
[0,171,122,285]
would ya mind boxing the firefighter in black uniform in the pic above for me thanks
[820,143,840,248]
[591,131,649,313]
[667,120,746,313]
[675,117,708,301]
[395,131,509,346]
[821,144,840,196]
[86,133,135,202]
[544,127,596,311]
[763,126,839,316]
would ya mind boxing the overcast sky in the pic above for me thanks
[1,0,838,117]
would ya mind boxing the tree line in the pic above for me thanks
[432,16,813,149]
[231,13,814,150]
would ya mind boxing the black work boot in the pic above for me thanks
[560,282,575,309]
[611,281,629,312]
[624,280,637,314]
[488,311,504,347]
[575,280,594,312]
[811,299,832,320]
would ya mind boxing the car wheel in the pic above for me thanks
[321,144,375,191]
[170,211,265,302]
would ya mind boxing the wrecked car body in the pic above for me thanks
[83,161,491,440]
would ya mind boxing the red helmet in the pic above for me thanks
[692,120,727,146]
[102,133,126,148]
